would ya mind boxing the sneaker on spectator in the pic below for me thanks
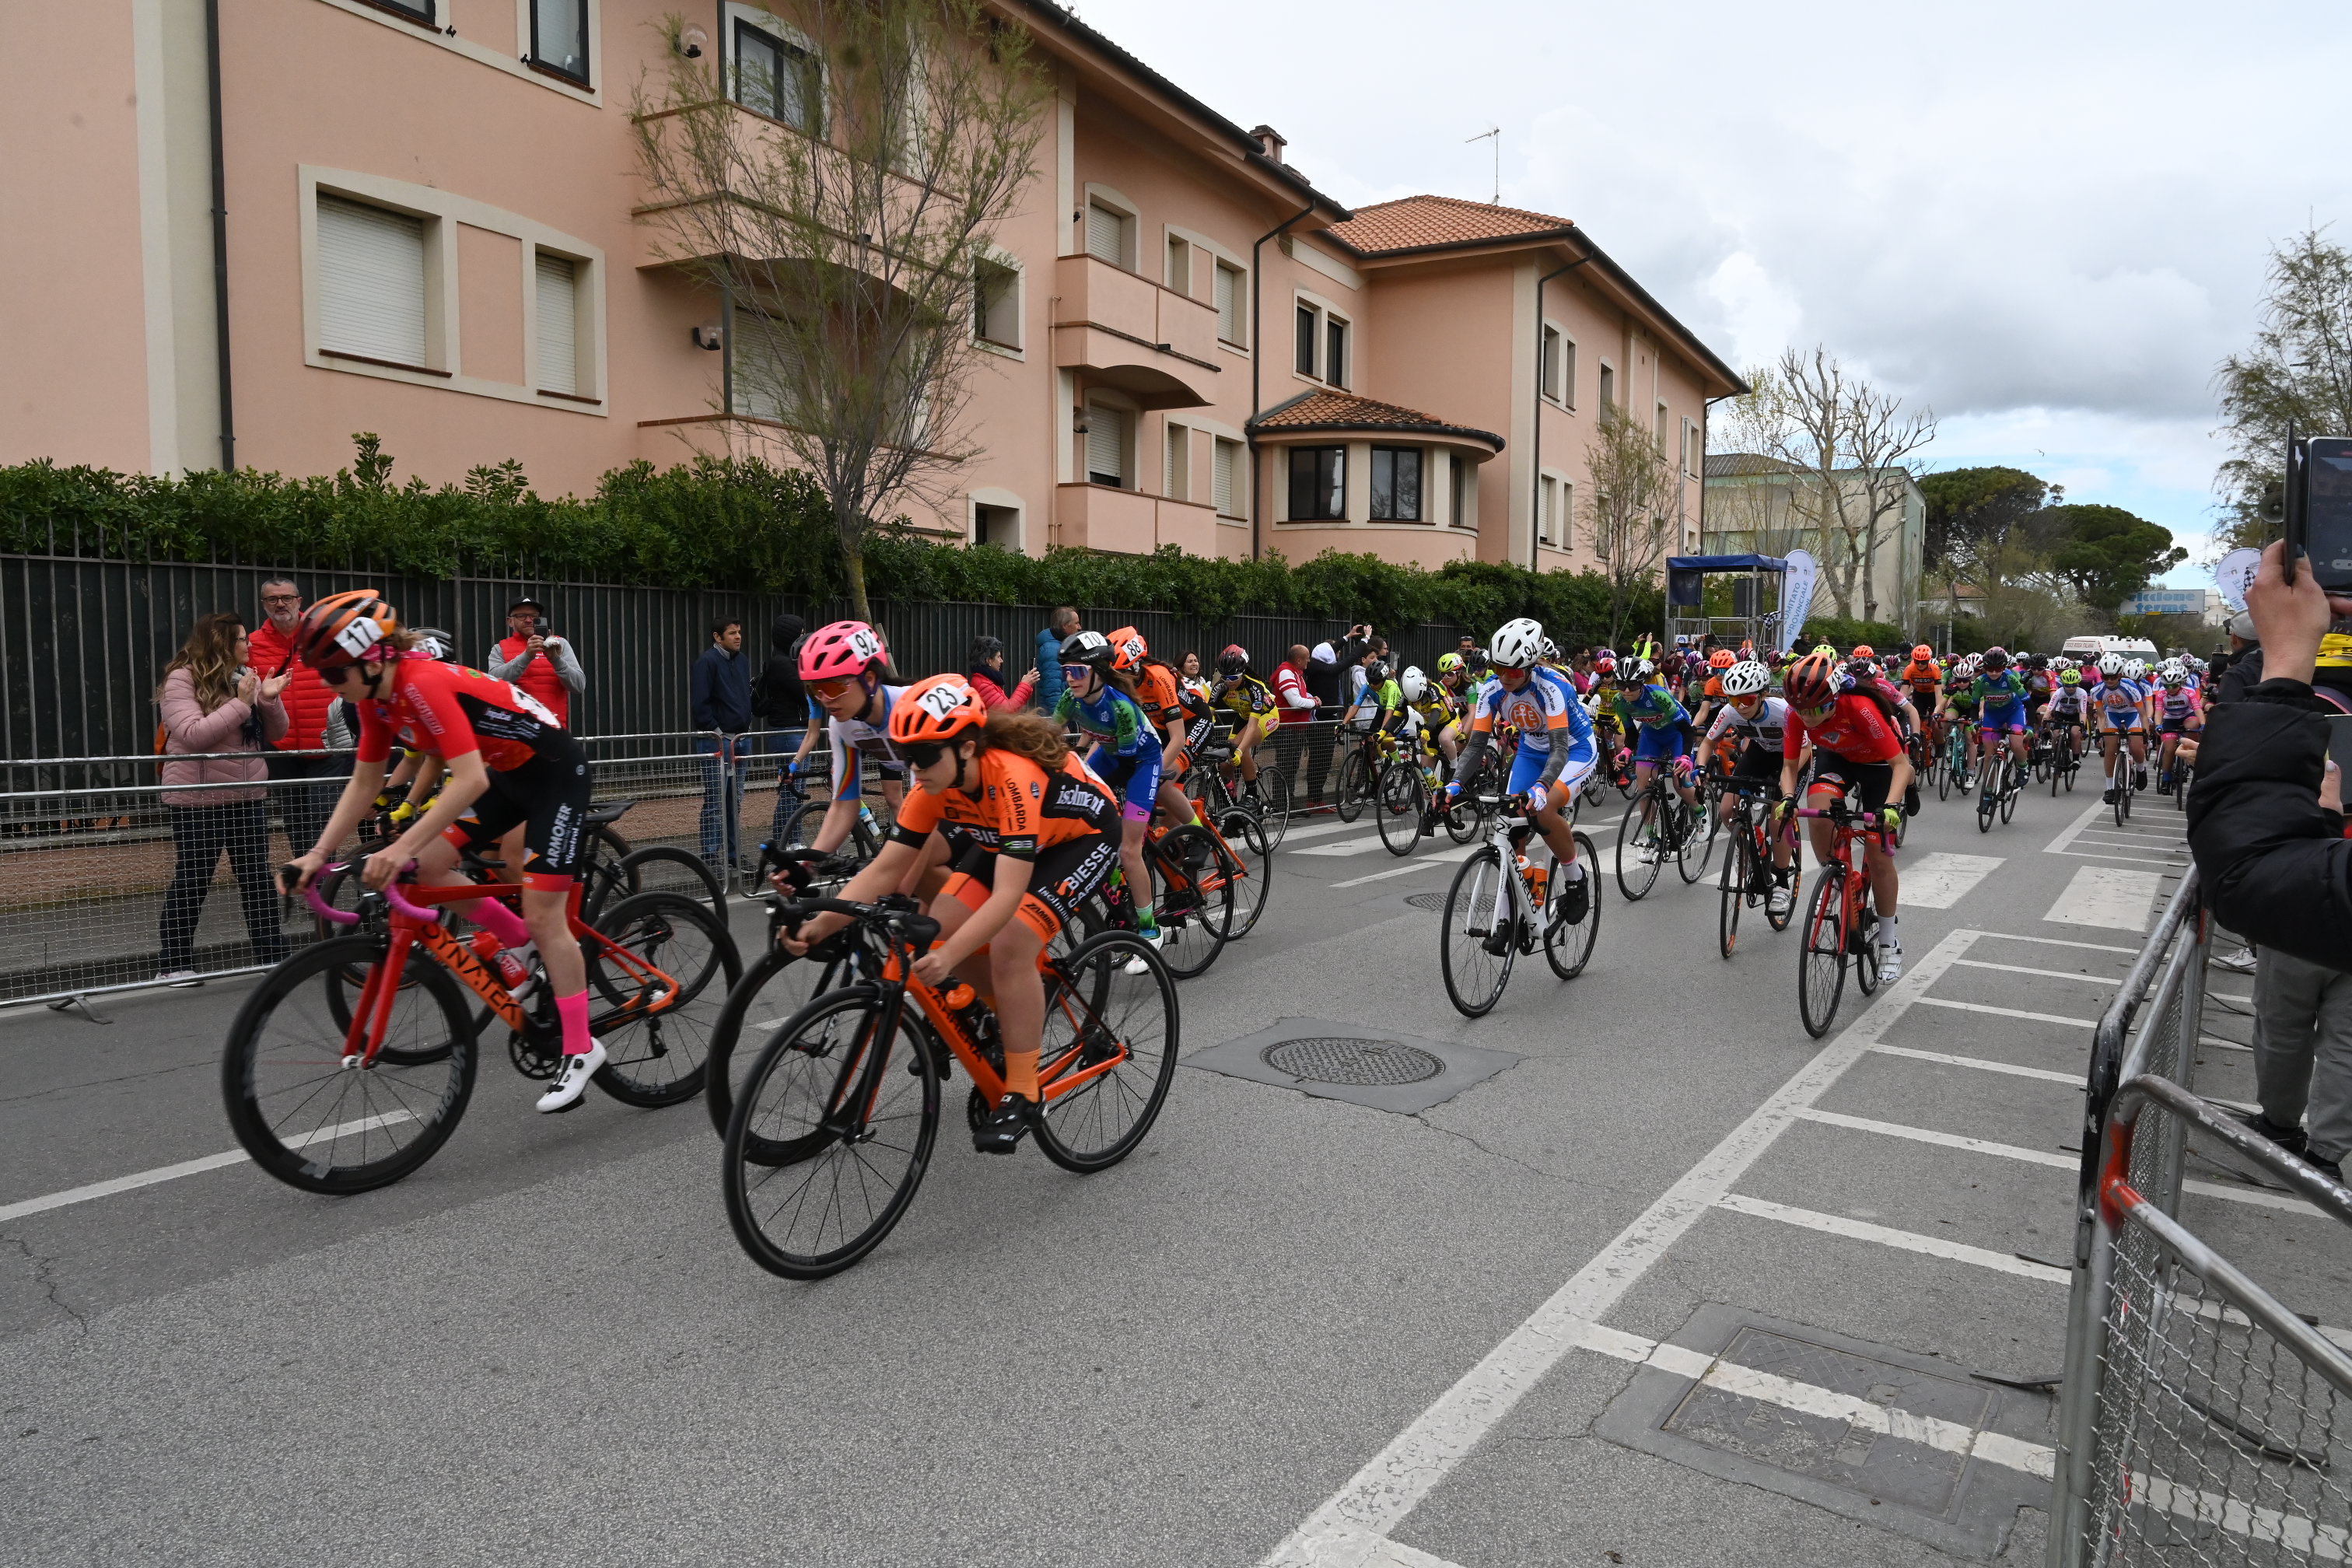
[2214,947,2258,974]
[156,970,202,988]
[2227,1106,2308,1158]
[2309,1153,2343,1186]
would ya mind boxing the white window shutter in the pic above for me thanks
[1086,203,1125,266]
[535,253,579,394]
[1214,264,1238,341]
[732,313,800,422]
[1086,402,1125,483]
[1213,439,1234,516]
[317,196,426,366]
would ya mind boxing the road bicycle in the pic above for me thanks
[721,892,1178,1279]
[1188,728,1292,850]
[2048,723,2083,796]
[1936,719,1971,802]
[1790,796,1895,1038]
[1976,744,2025,834]
[1373,726,1475,856]
[1615,763,1708,901]
[1717,781,1797,960]
[1437,794,1601,1017]
[1095,810,1266,979]
[2100,725,2144,827]
[1332,726,1401,824]
[222,864,740,1194]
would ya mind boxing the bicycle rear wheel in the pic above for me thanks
[584,891,742,1108]
[1796,870,1849,1039]
[1440,845,1514,1017]
[1206,810,1272,940]
[723,988,940,1279]
[1615,796,1662,901]
[1150,826,1231,978]
[703,943,856,1142]
[222,936,478,1195]
[1251,764,1292,849]
[1717,827,1748,960]
[1376,761,1426,856]
[1542,831,1601,981]
[1031,930,1181,1172]
[1334,749,1370,823]
[1675,800,1708,884]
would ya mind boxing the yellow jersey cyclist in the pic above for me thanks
[1206,644,1280,789]
[1443,617,1598,932]
[1428,652,1477,764]
[1694,659,1798,916]
[780,675,1123,1153]
[1400,664,1460,768]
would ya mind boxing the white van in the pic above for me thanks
[2061,635,2159,663]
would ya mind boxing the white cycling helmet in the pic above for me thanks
[2124,658,2147,680]
[1489,617,1545,670]
[1400,666,1428,703]
[1723,660,1771,698]
[2098,652,2126,677]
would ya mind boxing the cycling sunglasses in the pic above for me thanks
[896,740,950,769]
[807,677,863,702]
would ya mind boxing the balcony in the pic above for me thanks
[1054,484,1220,555]
[1052,255,1222,410]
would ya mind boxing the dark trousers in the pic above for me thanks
[1276,715,1336,803]
[762,726,807,845]
[159,800,289,971]
[267,751,352,859]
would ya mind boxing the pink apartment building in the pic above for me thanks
[6,0,1741,575]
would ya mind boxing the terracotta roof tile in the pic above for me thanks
[1248,390,1504,451]
[1326,194,1574,256]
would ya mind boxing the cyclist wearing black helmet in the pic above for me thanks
[1208,644,1279,788]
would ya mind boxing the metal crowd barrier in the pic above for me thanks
[2049,871,2352,1564]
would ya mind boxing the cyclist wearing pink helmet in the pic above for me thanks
[796,619,908,856]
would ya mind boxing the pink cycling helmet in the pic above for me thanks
[799,619,884,681]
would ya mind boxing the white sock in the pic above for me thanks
[1879,915,1899,946]
[1563,859,1586,883]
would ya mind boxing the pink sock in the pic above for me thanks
[457,898,531,950]
[555,990,592,1056]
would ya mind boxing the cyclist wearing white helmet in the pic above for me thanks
[2091,651,2153,802]
[2154,660,2203,793]
[1447,618,1599,930]
[1694,660,1798,914]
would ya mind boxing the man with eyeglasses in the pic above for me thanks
[487,597,585,729]
[245,576,351,869]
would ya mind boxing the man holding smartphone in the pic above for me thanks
[488,597,586,729]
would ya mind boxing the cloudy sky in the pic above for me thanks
[1073,0,2352,586]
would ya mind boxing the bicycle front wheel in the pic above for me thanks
[1376,761,1426,856]
[585,891,742,1108]
[1206,810,1272,941]
[1334,749,1370,823]
[1032,930,1181,1172]
[1150,825,1232,979]
[703,943,856,1142]
[1796,870,1849,1039]
[1717,826,1748,960]
[1252,764,1292,849]
[1542,831,1601,981]
[1615,796,1662,902]
[222,936,478,1195]
[1675,800,1708,884]
[1440,845,1514,1017]
[723,988,940,1279]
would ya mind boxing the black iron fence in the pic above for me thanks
[1,551,1470,760]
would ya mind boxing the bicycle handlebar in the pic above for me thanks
[778,893,941,952]
[288,860,438,926]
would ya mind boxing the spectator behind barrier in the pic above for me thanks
[246,576,352,862]
[487,597,586,727]
[692,617,753,875]
[968,635,1038,710]
[156,612,291,985]
[1034,607,1079,712]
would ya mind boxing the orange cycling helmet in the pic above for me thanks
[1783,650,1841,709]
[887,674,987,748]
[1911,644,1934,663]
[1708,648,1736,669]
[1107,625,1148,671]
[295,589,400,668]
[1850,643,1875,660]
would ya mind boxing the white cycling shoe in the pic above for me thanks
[1878,941,1904,983]
[1124,927,1163,976]
[536,1038,607,1114]
[1767,886,1793,919]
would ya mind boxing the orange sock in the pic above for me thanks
[1006,1049,1040,1102]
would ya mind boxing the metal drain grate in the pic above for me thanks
[1403,892,1447,911]
[1262,1036,1445,1086]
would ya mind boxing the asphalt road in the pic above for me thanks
[5,765,2325,1567]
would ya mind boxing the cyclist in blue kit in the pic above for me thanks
[1052,628,1165,950]
[1444,617,1598,931]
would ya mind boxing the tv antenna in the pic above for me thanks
[1466,125,1500,204]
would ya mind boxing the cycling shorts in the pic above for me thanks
[1507,740,1598,810]
[443,732,592,884]
[1164,712,1218,778]
[1093,749,1163,822]
[1729,743,1783,794]
[2159,715,2199,735]
[1978,699,2028,735]
[1633,724,1689,764]
[1806,756,1894,817]
[940,831,1118,945]
[2098,708,2144,733]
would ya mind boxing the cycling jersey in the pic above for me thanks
[2093,677,2150,730]
[1055,684,1162,818]
[1613,683,1689,733]
[354,656,568,772]
[1968,670,2029,708]
[2045,687,2092,721]
[1785,693,1904,765]
[1468,667,1598,759]
[890,749,1116,859]
[1899,659,1943,699]
[2157,685,2202,726]
[1707,696,1791,754]
[824,685,909,800]
[1210,673,1279,730]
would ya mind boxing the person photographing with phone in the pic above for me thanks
[487,597,585,729]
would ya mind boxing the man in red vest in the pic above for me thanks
[247,576,351,859]
[487,597,586,728]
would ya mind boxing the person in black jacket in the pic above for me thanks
[755,612,807,846]
[692,618,754,873]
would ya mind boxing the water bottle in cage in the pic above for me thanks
[940,982,1003,1069]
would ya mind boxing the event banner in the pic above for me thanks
[1780,549,1820,646]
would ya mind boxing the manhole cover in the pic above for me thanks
[1403,892,1447,911]
[1262,1037,1445,1086]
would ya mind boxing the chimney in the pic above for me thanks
[1249,124,1286,164]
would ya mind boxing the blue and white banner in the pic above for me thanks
[1779,549,1820,646]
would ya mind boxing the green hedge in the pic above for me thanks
[0,441,1661,639]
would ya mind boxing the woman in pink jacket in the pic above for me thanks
[156,612,292,984]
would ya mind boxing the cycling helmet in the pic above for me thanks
[2161,667,2186,687]
[1981,646,2008,672]
[1811,643,1838,658]
[408,627,457,663]
[1709,648,1737,670]
[887,674,987,747]
[1783,651,1840,709]
[295,590,400,668]
[2124,658,2147,681]
[1541,637,1563,665]
[1592,656,1618,677]
[1107,625,1148,671]
[1362,659,1391,688]
[1400,667,1428,702]
[1217,643,1249,675]
[1723,660,1770,698]
[1436,651,1465,675]
[1489,617,1545,670]
[2097,652,2126,677]
[1851,643,1875,660]
[1911,644,1934,663]
[1061,629,1117,669]
[2060,667,2082,686]
[1595,646,1618,663]
[800,619,884,681]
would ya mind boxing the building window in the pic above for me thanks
[1215,261,1244,345]
[1165,235,1192,297]
[974,258,1020,348]
[1538,475,1558,547]
[1293,299,1349,385]
[1295,304,1317,376]
[1450,456,1473,530]
[1164,422,1190,501]
[1325,316,1348,388]
[1598,362,1615,417]
[973,502,1019,549]
[1085,200,1134,269]
[534,251,580,394]
[1287,446,1345,521]
[1084,399,1129,487]
[1214,436,1244,519]
[733,18,814,130]
[1682,417,1699,475]
[529,0,590,83]
[730,308,801,422]
[1656,400,1670,451]
[317,195,429,369]
[1370,446,1422,521]
[370,0,435,21]
[1541,325,1565,404]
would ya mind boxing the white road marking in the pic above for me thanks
[1869,1044,2083,1085]
[1276,819,1382,845]
[0,1111,417,1225]
[1713,1192,2070,1283]
[1969,933,2140,954]
[1897,852,2004,909]
[1913,996,2102,1028]
[2045,865,2162,930]
[1951,957,2120,985]
[2054,849,2189,866]
[1330,845,1480,889]
[1255,928,1978,1567]
[2042,798,2109,857]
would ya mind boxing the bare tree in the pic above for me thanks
[1580,406,1678,645]
[2214,227,2352,550]
[632,2,1050,621]
[1720,348,1935,621]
